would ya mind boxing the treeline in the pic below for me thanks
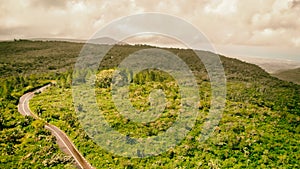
[0,74,54,101]
[93,68,300,116]
[95,68,175,88]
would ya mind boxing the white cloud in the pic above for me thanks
[292,37,300,47]
[0,0,299,50]
[204,0,238,15]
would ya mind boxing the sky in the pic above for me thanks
[1,0,300,62]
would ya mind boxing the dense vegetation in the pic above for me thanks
[0,40,82,77]
[0,74,75,168]
[1,40,299,168]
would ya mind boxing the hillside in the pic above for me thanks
[0,40,299,168]
[0,40,83,77]
[272,67,300,85]
[228,56,300,74]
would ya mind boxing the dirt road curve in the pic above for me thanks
[17,84,94,169]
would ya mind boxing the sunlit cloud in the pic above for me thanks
[0,0,299,61]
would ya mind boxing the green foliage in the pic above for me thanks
[95,69,115,88]
[30,68,300,168]
[1,40,299,168]
[0,74,75,168]
[0,40,82,77]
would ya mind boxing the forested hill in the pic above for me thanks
[1,40,298,114]
[0,40,299,168]
[0,40,275,81]
[272,67,300,85]
[1,40,299,116]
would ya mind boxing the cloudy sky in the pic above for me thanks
[1,0,300,61]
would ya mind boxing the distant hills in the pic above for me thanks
[29,37,128,45]
[272,67,300,84]
[226,55,300,73]
[231,55,300,85]
[28,37,87,43]
[6,38,300,85]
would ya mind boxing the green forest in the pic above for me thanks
[0,40,299,168]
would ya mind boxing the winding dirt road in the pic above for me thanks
[18,84,94,169]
